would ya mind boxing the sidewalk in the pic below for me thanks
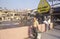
[41,29,60,39]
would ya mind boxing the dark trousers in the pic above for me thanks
[45,24,50,31]
[32,27,38,39]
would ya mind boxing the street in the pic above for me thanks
[0,21,60,39]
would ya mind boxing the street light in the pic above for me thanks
[48,0,54,23]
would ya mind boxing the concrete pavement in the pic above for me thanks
[41,29,60,39]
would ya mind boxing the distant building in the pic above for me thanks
[0,8,32,22]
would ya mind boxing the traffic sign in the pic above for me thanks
[37,0,51,14]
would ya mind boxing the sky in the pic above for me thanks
[0,0,60,9]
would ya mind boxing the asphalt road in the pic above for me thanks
[0,21,20,29]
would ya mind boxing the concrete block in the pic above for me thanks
[38,24,45,32]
